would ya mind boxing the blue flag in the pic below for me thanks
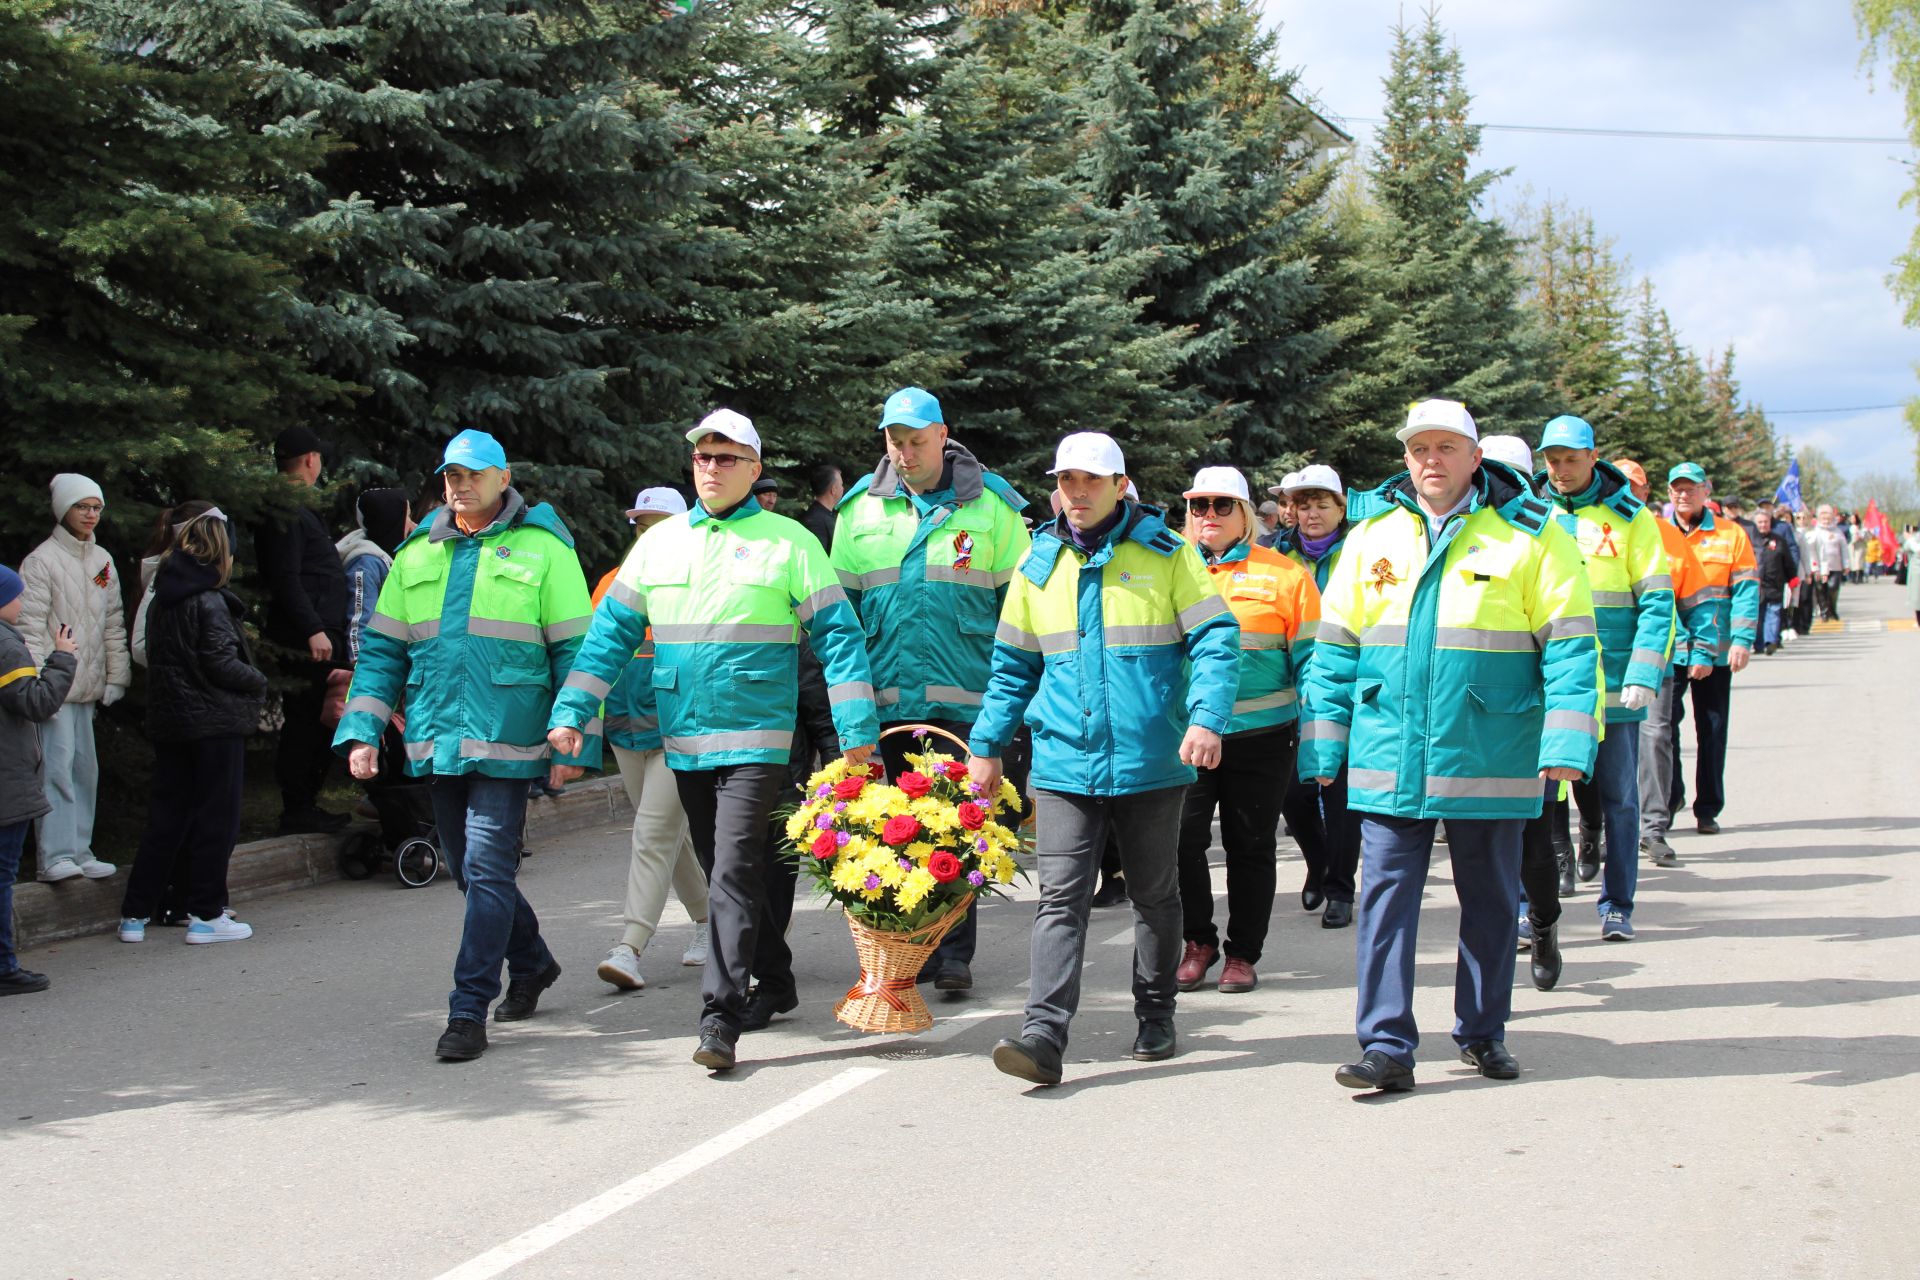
[1773,459,1803,513]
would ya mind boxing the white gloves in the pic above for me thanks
[1618,684,1655,712]
[100,685,127,708]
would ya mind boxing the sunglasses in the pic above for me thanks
[1186,497,1239,517]
[692,451,750,471]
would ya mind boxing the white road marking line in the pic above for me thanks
[432,1066,886,1280]
[585,1002,620,1016]
[905,1007,1012,1045]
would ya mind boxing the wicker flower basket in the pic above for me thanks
[834,891,976,1034]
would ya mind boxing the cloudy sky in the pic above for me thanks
[1264,0,1919,486]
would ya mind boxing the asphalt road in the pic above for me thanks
[6,582,1917,1279]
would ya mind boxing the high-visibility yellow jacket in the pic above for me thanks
[1677,510,1759,663]
[1297,462,1600,820]
[1537,461,1674,723]
[1199,541,1319,735]
[550,499,878,771]
[969,504,1240,796]
[333,491,599,779]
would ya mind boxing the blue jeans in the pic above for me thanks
[1,821,26,975]
[430,775,553,1023]
[1760,602,1783,648]
[1593,727,1641,920]
[1355,815,1523,1066]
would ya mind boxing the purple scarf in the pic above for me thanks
[1297,528,1341,560]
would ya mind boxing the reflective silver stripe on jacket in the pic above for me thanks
[1347,768,1396,791]
[1589,590,1637,609]
[404,739,436,761]
[1294,619,1320,641]
[925,685,985,707]
[469,616,545,645]
[828,681,877,706]
[664,730,797,755]
[344,694,393,723]
[1232,689,1298,715]
[995,621,1041,651]
[603,714,659,737]
[1177,594,1232,632]
[563,669,612,700]
[1677,589,1713,612]
[607,579,645,613]
[1360,623,1408,646]
[1299,719,1348,742]
[1433,626,1534,652]
[1544,710,1600,737]
[1424,774,1543,799]
[1105,623,1182,647]
[1631,574,1673,596]
[793,584,850,624]
[651,622,796,644]
[545,615,592,643]
[876,687,902,707]
[1535,616,1598,643]
[838,567,901,592]
[1318,622,1359,647]
[1036,630,1079,655]
[924,564,1007,589]
[1240,632,1288,651]
[368,611,410,642]
[460,739,552,762]
[1731,569,1760,584]
[1629,648,1667,671]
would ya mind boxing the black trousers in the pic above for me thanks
[1519,777,1571,929]
[1813,575,1841,620]
[675,763,789,1035]
[750,753,812,1001]
[1670,665,1733,824]
[1570,774,1601,834]
[1175,728,1295,962]
[275,647,341,814]
[1283,762,1360,904]
[121,736,246,922]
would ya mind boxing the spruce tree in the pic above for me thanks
[0,0,344,556]
[1520,201,1630,434]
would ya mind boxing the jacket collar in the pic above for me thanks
[1539,459,1642,521]
[1366,460,1551,536]
[428,488,528,544]
[690,495,761,526]
[48,522,93,558]
[1203,542,1252,567]
[866,440,985,504]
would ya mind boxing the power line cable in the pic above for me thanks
[1765,403,1907,415]
[1336,117,1908,145]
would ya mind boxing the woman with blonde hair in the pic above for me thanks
[117,507,268,945]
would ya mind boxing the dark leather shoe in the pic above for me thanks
[1697,817,1721,835]
[1575,827,1600,881]
[435,1018,487,1061]
[1321,899,1353,929]
[0,967,51,996]
[1090,875,1129,908]
[992,1035,1063,1085]
[1335,1049,1414,1092]
[1459,1039,1520,1079]
[933,961,973,991]
[1301,883,1326,912]
[1557,849,1577,897]
[1175,940,1218,991]
[1530,921,1562,991]
[494,958,562,1022]
[1131,1018,1176,1061]
[740,986,798,1032]
[693,1026,738,1071]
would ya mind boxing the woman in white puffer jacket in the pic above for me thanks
[18,474,131,881]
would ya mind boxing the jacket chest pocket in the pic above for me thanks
[479,555,543,616]
[726,544,791,604]
[1576,518,1623,559]
[391,556,448,620]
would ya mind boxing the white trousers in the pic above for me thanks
[609,745,707,950]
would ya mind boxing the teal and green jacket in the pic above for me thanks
[1298,462,1600,820]
[1535,461,1675,723]
[549,499,879,771]
[332,490,600,779]
[831,442,1029,725]
[969,503,1240,796]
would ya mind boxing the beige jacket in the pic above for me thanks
[19,523,131,704]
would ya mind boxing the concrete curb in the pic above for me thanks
[10,775,634,952]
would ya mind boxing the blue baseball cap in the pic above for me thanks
[1538,414,1595,451]
[878,386,943,432]
[437,428,508,473]
[1668,461,1708,485]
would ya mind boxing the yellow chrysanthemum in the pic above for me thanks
[859,884,885,902]
[897,867,938,913]
[830,858,869,892]
[784,805,818,843]
[904,841,936,867]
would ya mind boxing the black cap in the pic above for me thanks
[274,425,324,462]
[751,476,779,495]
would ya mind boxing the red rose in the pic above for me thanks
[833,776,866,800]
[867,763,886,779]
[898,771,934,799]
[881,814,921,846]
[957,802,987,831]
[810,830,839,859]
[942,761,969,780]
[928,850,962,883]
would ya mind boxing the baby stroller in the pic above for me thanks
[338,725,443,888]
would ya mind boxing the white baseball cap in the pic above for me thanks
[686,408,762,456]
[1124,479,1140,501]
[1283,464,1344,497]
[626,486,689,523]
[1267,470,1301,497]
[1478,435,1533,474]
[1397,398,1478,443]
[1047,432,1126,477]
[1183,466,1250,503]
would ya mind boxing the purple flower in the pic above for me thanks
[815,783,832,797]
[968,782,983,795]
[898,857,912,870]
[835,830,851,847]
[863,873,882,891]
[976,837,989,852]
[833,801,848,813]
[814,813,835,830]
[967,870,986,887]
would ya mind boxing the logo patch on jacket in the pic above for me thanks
[495,547,512,559]
[733,545,751,561]
[1117,570,1156,587]
[952,531,975,571]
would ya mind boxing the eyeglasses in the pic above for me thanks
[1186,497,1238,517]
[70,503,104,515]
[691,451,749,471]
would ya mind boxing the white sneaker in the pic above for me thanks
[596,944,645,991]
[119,917,147,943]
[184,914,252,944]
[38,859,82,883]
[682,921,710,967]
[78,858,117,879]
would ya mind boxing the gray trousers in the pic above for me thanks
[1637,669,1678,841]
[1024,785,1186,1052]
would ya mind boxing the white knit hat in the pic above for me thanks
[50,473,104,520]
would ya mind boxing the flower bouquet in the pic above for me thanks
[784,726,1026,1033]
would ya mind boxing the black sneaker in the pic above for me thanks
[740,985,798,1032]
[495,959,562,1022]
[436,1018,487,1061]
[279,807,351,836]
[0,967,50,997]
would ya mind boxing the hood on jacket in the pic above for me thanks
[419,488,576,548]
[1536,458,1643,521]
[336,527,393,572]
[154,551,244,611]
[865,440,986,503]
[1354,460,1553,537]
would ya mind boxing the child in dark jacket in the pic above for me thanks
[117,510,269,945]
[1,563,78,994]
